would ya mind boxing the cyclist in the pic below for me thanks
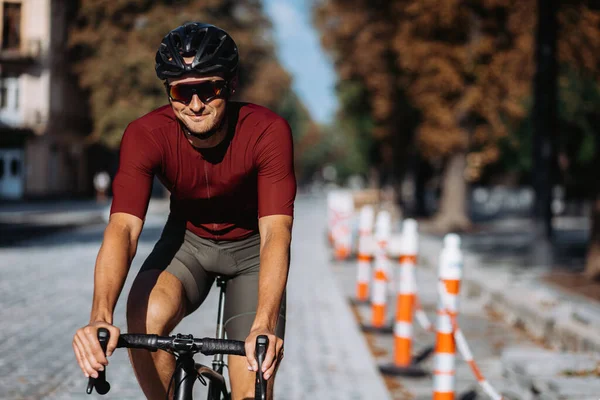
[72,22,295,400]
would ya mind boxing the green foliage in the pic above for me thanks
[559,67,600,164]
[324,80,374,181]
[491,64,600,190]
[496,96,534,175]
[273,88,311,141]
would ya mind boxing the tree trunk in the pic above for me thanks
[584,193,600,280]
[431,152,471,232]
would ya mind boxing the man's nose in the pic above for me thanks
[188,94,205,112]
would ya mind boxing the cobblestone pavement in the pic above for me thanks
[0,196,390,400]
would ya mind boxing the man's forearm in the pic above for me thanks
[90,223,138,324]
[252,234,291,331]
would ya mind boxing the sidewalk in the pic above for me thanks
[0,198,170,246]
[277,194,392,400]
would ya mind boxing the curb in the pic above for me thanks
[501,347,600,400]
[0,198,171,227]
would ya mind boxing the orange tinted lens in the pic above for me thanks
[169,81,226,104]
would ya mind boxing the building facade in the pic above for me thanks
[0,0,89,199]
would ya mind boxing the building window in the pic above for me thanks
[0,77,18,110]
[10,158,20,176]
[0,83,7,108]
[13,78,18,108]
[2,2,21,50]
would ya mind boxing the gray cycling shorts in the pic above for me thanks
[139,216,286,341]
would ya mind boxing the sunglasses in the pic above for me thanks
[165,80,228,105]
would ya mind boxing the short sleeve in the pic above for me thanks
[255,118,297,218]
[110,123,163,220]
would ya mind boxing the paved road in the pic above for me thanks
[0,196,390,400]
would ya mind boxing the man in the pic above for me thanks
[72,22,296,400]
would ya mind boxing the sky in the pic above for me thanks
[262,0,338,125]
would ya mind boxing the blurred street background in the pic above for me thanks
[1,0,600,399]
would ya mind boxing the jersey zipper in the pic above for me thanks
[203,162,218,238]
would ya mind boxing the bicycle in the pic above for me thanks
[86,276,268,400]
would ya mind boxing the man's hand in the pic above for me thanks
[245,327,283,380]
[73,321,120,379]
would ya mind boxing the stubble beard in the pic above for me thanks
[183,113,227,141]
[184,114,217,135]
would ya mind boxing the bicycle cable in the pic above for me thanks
[196,372,207,386]
[164,352,212,400]
[166,358,178,400]
[166,353,186,400]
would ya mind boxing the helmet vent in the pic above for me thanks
[156,23,239,80]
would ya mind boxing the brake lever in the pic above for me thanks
[255,335,268,400]
[86,328,111,395]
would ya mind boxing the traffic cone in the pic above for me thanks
[361,210,393,334]
[380,219,433,377]
[350,205,375,305]
[433,234,463,400]
[332,191,354,260]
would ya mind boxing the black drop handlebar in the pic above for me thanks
[86,328,268,399]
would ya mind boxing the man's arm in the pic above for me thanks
[246,116,296,379]
[252,215,293,332]
[90,213,143,325]
[74,122,159,379]
[72,213,143,379]
[244,214,292,380]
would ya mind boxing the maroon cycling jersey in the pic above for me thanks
[110,102,296,240]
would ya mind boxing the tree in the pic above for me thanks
[483,1,600,278]
[313,0,419,188]
[390,0,541,231]
[314,0,600,266]
[313,0,537,230]
[556,1,600,279]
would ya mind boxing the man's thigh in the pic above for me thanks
[127,269,188,333]
[225,273,286,400]
[134,216,216,317]
[223,271,287,341]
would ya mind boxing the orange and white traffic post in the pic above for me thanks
[326,191,339,245]
[351,205,375,305]
[332,191,354,260]
[361,210,393,334]
[380,219,431,376]
[433,234,463,400]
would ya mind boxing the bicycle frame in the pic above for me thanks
[172,351,206,400]
[207,276,228,399]
[174,276,230,400]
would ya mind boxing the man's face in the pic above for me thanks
[167,73,228,136]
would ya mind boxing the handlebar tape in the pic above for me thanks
[200,338,246,356]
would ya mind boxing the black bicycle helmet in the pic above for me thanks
[155,22,238,81]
